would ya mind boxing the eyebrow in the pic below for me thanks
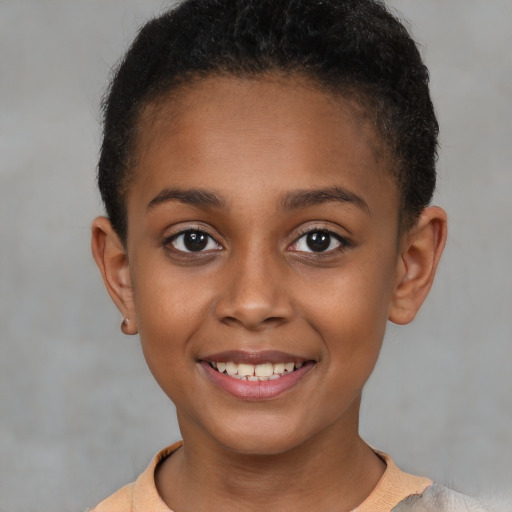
[147,187,226,211]
[280,186,370,213]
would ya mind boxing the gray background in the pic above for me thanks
[1,1,511,511]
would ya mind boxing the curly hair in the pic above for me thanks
[99,0,438,241]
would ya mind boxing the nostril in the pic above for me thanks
[219,313,289,331]
[220,315,239,327]
[213,272,294,329]
[262,316,288,325]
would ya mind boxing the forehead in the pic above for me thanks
[129,75,397,216]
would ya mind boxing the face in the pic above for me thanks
[123,76,403,455]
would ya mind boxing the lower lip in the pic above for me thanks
[200,361,315,401]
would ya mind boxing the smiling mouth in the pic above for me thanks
[208,361,307,381]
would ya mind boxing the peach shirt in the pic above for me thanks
[91,442,432,512]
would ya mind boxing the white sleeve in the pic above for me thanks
[391,483,492,512]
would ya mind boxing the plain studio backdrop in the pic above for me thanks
[1,1,511,511]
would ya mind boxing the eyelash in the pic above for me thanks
[289,228,350,255]
[164,227,222,255]
[163,226,350,257]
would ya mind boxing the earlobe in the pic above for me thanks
[91,217,138,334]
[388,206,447,325]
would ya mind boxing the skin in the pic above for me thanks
[92,75,447,512]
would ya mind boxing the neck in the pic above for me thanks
[156,404,385,512]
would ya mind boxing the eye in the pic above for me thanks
[291,230,346,253]
[168,229,221,253]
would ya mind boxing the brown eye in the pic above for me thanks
[306,231,332,252]
[169,230,221,253]
[291,230,345,253]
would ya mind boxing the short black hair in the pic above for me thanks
[98,0,438,241]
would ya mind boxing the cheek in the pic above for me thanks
[133,250,212,327]
[131,261,213,380]
[298,251,397,359]
[300,264,394,416]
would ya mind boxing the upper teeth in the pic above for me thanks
[212,361,303,380]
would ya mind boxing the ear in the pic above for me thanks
[388,206,447,325]
[91,217,138,335]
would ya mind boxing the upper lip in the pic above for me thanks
[200,350,312,365]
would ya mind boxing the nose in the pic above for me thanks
[214,247,294,331]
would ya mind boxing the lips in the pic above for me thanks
[200,351,315,400]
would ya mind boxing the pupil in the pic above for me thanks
[306,231,331,252]
[184,231,208,251]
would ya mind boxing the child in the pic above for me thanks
[89,1,489,510]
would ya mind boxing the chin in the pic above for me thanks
[213,419,314,457]
[222,437,302,457]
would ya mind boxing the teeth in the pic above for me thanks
[238,363,255,377]
[210,360,306,381]
[273,362,285,374]
[225,361,238,376]
[254,363,273,377]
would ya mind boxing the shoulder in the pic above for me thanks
[87,441,183,512]
[88,483,135,512]
[391,483,492,512]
